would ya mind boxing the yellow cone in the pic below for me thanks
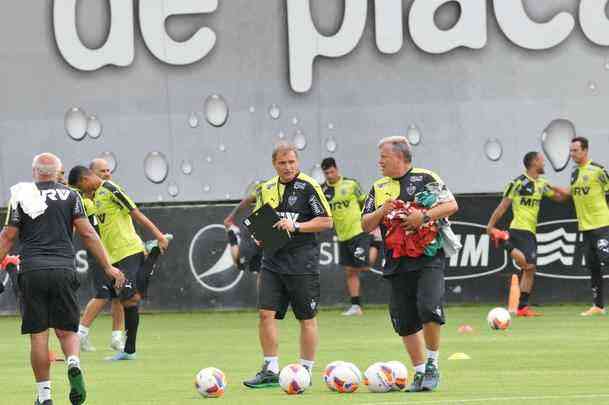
[448,352,471,360]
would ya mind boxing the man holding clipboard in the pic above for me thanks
[243,142,333,388]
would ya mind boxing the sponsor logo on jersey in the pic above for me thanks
[519,197,540,207]
[573,186,590,196]
[41,189,71,201]
[330,200,351,210]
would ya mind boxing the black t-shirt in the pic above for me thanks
[362,168,454,275]
[257,173,332,253]
[5,182,86,272]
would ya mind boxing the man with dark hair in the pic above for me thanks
[0,153,125,405]
[487,151,560,316]
[362,136,458,392]
[68,165,170,361]
[77,158,126,352]
[243,142,333,388]
[320,157,380,316]
[554,137,609,316]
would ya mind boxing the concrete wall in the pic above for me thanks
[1,0,608,202]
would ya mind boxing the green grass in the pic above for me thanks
[2,305,609,404]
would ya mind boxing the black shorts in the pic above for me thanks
[91,261,117,300]
[507,229,537,265]
[261,244,320,275]
[258,270,320,320]
[388,257,446,337]
[238,233,263,273]
[18,269,80,334]
[339,233,372,268]
[105,252,145,301]
[583,227,609,267]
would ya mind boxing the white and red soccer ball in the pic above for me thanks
[279,364,311,395]
[325,362,362,393]
[385,361,408,391]
[364,362,396,393]
[195,367,226,398]
[487,307,511,330]
[323,361,345,391]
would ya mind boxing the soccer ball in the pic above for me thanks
[279,364,311,395]
[487,307,511,330]
[323,361,345,390]
[195,367,226,398]
[364,362,394,393]
[328,363,361,393]
[386,361,408,391]
[343,362,363,384]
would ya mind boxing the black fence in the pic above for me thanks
[0,195,600,314]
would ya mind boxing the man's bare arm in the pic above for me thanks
[130,208,169,253]
[224,195,256,227]
[486,198,512,234]
[0,226,18,263]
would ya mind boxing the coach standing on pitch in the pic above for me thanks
[362,136,458,393]
[0,153,125,405]
[243,142,333,388]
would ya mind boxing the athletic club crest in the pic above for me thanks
[288,195,298,206]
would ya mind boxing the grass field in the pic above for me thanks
[2,305,609,405]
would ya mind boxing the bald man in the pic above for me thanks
[77,158,125,352]
[0,153,125,405]
[57,164,67,185]
[90,158,112,181]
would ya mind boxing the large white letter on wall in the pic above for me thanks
[140,0,218,65]
[580,0,609,46]
[375,0,403,54]
[409,0,487,54]
[494,0,574,50]
[288,0,367,93]
[53,0,134,71]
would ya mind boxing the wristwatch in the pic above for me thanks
[293,222,301,233]
[422,212,432,224]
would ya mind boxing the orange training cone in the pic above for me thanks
[48,350,64,362]
[507,274,520,314]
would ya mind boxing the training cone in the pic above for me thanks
[48,350,64,362]
[448,353,471,360]
[507,274,520,314]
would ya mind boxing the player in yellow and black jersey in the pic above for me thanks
[320,157,380,316]
[487,151,561,317]
[554,137,609,316]
[68,165,170,360]
[74,159,127,353]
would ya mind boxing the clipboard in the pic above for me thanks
[243,203,290,255]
